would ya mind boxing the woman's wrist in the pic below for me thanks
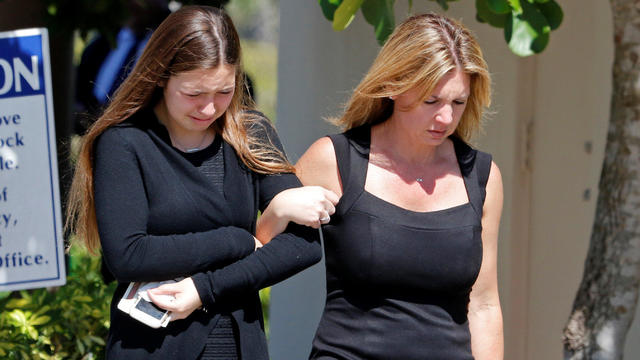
[256,197,289,245]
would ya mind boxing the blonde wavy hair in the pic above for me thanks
[333,12,491,142]
[66,5,293,254]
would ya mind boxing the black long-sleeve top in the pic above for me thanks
[94,109,321,359]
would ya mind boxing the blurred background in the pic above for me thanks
[1,1,640,359]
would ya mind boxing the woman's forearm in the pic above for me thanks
[469,304,504,360]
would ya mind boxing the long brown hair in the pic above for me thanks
[67,5,293,254]
[333,13,491,142]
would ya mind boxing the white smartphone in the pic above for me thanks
[118,281,177,328]
[129,294,172,328]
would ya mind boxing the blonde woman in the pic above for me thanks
[67,6,337,359]
[297,13,504,359]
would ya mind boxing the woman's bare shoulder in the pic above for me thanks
[296,137,342,196]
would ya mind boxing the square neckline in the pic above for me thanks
[360,127,472,216]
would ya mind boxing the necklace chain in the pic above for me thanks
[170,130,212,153]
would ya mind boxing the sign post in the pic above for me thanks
[0,28,66,291]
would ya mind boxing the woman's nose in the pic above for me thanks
[435,104,453,124]
[199,98,216,116]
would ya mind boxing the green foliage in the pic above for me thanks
[478,0,564,56]
[333,0,366,31]
[0,247,115,359]
[361,0,396,46]
[318,0,563,56]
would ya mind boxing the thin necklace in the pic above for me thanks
[170,130,212,153]
[373,123,431,184]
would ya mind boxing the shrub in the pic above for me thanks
[0,246,114,359]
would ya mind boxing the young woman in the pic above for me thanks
[67,6,337,359]
[297,13,504,360]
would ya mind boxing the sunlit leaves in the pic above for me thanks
[477,0,562,56]
[333,0,366,30]
[318,0,562,56]
[319,0,459,45]
[0,246,115,359]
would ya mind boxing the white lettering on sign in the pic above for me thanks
[0,56,40,95]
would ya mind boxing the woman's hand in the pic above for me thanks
[272,186,340,228]
[256,186,339,245]
[147,277,203,321]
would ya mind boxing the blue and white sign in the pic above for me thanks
[0,28,65,291]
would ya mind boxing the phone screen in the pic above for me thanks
[134,299,167,320]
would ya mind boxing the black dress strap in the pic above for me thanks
[327,125,370,217]
[452,136,492,219]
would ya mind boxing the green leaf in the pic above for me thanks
[27,326,38,340]
[30,315,51,326]
[476,0,509,28]
[0,341,15,348]
[76,338,85,354]
[6,298,30,308]
[537,0,563,30]
[88,335,105,346]
[507,0,522,13]
[319,0,342,21]
[434,0,449,10]
[73,296,93,303]
[361,0,396,45]
[504,0,550,56]
[487,0,511,14]
[33,305,51,317]
[8,310,27,325]
[333,0,365,31]
[535,0,551,2]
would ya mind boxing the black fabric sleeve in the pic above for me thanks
[94,128,256,283]
[192,117,322,307]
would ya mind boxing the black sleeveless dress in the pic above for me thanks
[309,125,492,360]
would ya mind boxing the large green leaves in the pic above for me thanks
[476,0,509,28]
[537,0,563,30]
[488,0,511,14]
[503,0,551,56]
[476,0,563,56]
[318,0,460,45]
[318,0,563,56]
[361,0,396,45]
